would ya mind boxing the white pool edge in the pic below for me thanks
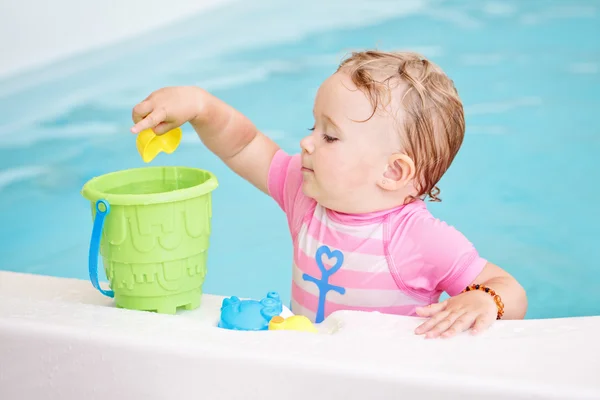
[1,270,599,400]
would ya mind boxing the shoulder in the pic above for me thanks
[267,150,316,239]
[387,200,487,296]
[267,150,302,207]
[389,200,470,246]
[267,150,301,189]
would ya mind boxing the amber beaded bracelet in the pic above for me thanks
[462,284,505,320]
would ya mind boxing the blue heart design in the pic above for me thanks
[316,245,344,277]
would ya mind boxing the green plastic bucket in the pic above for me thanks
[81,166,218,314]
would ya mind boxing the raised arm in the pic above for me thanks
[131,86,280,194]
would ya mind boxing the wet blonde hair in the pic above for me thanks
[338,50,465,202]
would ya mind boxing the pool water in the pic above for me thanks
[0,0,598,319]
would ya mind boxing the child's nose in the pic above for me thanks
[300,135,315,154]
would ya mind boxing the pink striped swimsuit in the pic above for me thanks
[268,150,487,323]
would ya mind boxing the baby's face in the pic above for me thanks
[300,71,403,213]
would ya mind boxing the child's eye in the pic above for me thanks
[308,126,337,143]
[322,134,338,143]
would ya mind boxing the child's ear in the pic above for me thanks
[377,153,415,191]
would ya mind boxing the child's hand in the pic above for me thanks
[414,290,498,338]
[131,85,280,195]
[131,86,205,135]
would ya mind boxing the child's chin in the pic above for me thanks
[301,182,317,200]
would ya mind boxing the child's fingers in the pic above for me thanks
[415,300,447,317]
[441,312,477,338]
[423,310,466,338]
[414,309,450,335]
[153,121,179,135]
[131,100,153,124]
[470,312,495,335]
[131,107,167,134]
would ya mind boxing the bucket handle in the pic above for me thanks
[88,199,115,298]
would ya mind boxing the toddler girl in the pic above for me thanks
[130,50,527,338]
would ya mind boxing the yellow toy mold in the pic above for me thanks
[136,127,182,163]
[268,315,318,333]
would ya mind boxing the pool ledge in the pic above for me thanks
[1,271,599,400]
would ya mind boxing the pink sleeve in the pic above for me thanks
[267,149,314,239]
[388,210,487,298]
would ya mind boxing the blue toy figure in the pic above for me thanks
[218,291,283,331]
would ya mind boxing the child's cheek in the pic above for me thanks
[342,163,370,189]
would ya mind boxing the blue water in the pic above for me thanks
[0,0,598,319]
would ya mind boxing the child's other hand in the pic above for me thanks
[130,86,205,135]
[413,290,498,338]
